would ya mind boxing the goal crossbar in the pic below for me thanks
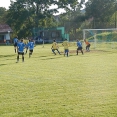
[83,28,117,40]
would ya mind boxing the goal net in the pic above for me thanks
[83,28,117,50]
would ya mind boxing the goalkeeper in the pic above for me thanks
[51,39,61,55]
[84,39,90,52]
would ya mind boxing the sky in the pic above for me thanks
[0,0,14,9]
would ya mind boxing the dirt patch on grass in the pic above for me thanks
[60,49,114,54]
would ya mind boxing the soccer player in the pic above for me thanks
[51,39,61,55]
[24,38,29,54]
[25,43,28,54]
[16,39,25,63]
[76,40,83,55]
[62,39,69,57]
[13,36,18,53]
[84,39,91,52]
[27,39,35,58]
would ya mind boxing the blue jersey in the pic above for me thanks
[17,42,25,52]
[28,42,34,50]
[13,38,18,44]
[25,43,28,48]
[77,41,82,47]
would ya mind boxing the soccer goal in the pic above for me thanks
[83,28,117,50]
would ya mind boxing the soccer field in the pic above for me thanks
[0,44,117,117]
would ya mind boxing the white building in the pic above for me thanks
[0,24,13,44]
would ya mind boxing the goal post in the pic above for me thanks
[83,28,117,50]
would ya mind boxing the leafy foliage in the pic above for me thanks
[6,0,80,38]
[1,0,117,39]
[0,7,7,23]
[85,0,116,28]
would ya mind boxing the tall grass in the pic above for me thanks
[0,44,117,117]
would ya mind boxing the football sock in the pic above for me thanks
[22,56,24,62]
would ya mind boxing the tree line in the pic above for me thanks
[0,0,117,40]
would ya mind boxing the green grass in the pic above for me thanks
[0,44,117,117]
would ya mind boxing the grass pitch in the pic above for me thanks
[0,44,117,117]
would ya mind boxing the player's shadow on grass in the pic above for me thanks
[0,54,15,58]
[40,56,62,60]
[0,55,16,60]
[0,64,7,66]
[69,54,79,56]
[6,58,16,60]
[33,54,61,58]
[31,55,50,59]
[39,56,48,57]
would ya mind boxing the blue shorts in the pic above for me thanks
[14,43,17,47]
[77,47,82,50]
[64,49,69,53]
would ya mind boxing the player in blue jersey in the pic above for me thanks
[13,36,18,53]
[76,40,83,55]
[16,39,25,62]
[27,39,35,58]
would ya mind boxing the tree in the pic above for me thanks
[0,7,7,23]
[85,0,116,28]
[6,0,82,38]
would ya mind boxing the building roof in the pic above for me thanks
[0,24,13,33]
